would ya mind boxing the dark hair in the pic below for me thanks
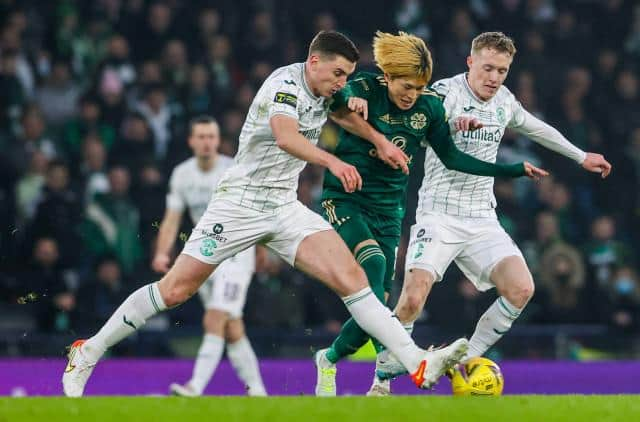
[308,30,359,63]
[189,115,218,137]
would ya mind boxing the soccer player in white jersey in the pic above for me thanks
[367,31,612,395]
[62,30,469,397]
[150,116,266,396]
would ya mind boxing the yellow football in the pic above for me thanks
[450,357,504,396]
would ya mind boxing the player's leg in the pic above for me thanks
[64,199,265,397]
[64,254,215,397]
[320,201,387,365]
[453,220,532,359]
[465,255,533,359]
[269,202,469,390]
[170,304,228,396]
[369,217,461,390]
[225,318,267,396]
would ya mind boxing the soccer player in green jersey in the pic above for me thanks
[313,31,547,396]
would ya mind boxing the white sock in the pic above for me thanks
[343,287,422,374]
[467,296,522,359]
[376,320,414,363]
[83,282,167,362]
[227,336,267,396]
[189,334,225,394]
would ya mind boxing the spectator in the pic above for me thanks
[18,237,76,332]
[62,94,116,162]
[80,165,143,274]
[35,59,81,127]
[28,159,82,266]
[537,242,589,323]
[74,256,130,333]
[583,215,634,288]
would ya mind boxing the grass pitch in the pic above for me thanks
[1,396,638,421]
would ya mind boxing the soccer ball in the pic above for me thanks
[450,357,504,396]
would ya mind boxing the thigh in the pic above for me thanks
[293,229,367,297]
[266,201,333,265]
[321,199,374,252]
[455,220,524,292]
[182,199,268,265]
[404,214,462,282]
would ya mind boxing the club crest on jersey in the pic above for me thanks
[496,107,506,124]
[410,112,427,130]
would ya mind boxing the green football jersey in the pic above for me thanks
[322,72,524,219]
[323,72,440,218]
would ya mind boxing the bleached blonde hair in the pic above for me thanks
[373,31,433,84]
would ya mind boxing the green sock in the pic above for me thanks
[326,245,386,364]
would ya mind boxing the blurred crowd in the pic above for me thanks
[0,0,639,355]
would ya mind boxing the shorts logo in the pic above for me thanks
[213,223,224,234]
[200,238,218,257]
[274,92,297,108]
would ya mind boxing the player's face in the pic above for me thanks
[466,48,513,101]
[384,75,425,110]
[188,122,220,159]
[308,54,356,97]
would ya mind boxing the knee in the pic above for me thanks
[203,310,227,334]
[403,292,425,316]
[505,279,535,309]
[159,276,197,308]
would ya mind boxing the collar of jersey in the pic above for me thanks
[301,63,320,100]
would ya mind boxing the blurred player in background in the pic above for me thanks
[370,31,611,395]
[63,30,469,397]
[313,31,546,396]
[151,116,266,396]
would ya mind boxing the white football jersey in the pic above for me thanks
[166,155,234,224]
[418,73,527,218]
[216,62,329,211]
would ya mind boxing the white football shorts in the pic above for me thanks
[405,211,524,291]
[182,198,332,266]
[198,246,255,318]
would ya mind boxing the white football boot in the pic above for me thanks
[410,338,469,389]
[62,340,97,397]
[374,350,408,381]
[169,382,200,397]
[366,377,391,396]
[314,348,337,396]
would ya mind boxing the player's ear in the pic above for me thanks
[308,54,320,69]
[383,72,392,85]
[466,55,473,70]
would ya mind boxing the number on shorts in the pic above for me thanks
[223,283,240,301]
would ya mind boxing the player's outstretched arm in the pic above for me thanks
[512,108,612,178]
[270,114,362,192]
[330,108,409,174]
[152,208,182,273]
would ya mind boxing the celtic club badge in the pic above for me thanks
[410,112,427,130]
